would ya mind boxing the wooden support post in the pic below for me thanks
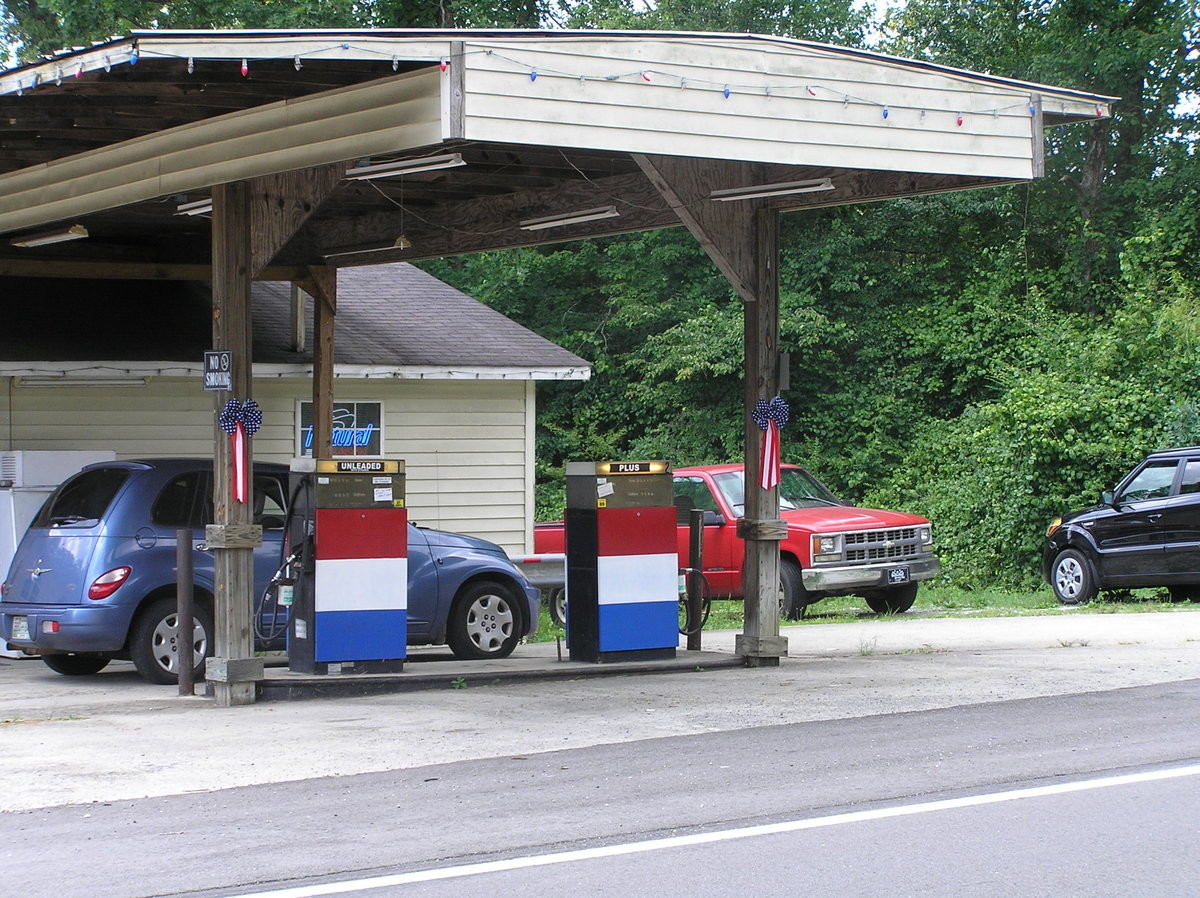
[633,154,788,666]
[734,208,788,666]
[210,181,263,706]
[301,266,337,458]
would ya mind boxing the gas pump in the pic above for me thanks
[565,460,677,663]
[286,458,407,674]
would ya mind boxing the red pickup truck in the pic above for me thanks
[531,462,939,618]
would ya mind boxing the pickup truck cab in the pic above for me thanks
[534,462,939,617]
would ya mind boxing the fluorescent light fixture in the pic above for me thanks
[10,224,89,248]
[345,153,466,181]
[519,205,621,231]
[709,178,835,202]
[175,198,213,216]
[17,375,147,387]
[322,235,413,259]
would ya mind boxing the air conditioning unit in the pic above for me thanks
[0,450,116,488]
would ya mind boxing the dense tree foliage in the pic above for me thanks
[3,0,1197,586]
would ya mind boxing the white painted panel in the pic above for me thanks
[462,38,1042,179]
[597,554,679,606]
[315,557,408,612]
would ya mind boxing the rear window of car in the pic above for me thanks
[34,468,130,527]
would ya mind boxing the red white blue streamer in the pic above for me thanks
[219,399,262,504]
[753,397,789,491]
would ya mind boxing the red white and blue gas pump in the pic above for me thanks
[565,460,678,663]
[287,458,407,674]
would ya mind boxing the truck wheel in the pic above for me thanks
[42,653,112,676]
[780,559,808,620]
[1051,549,1097,605]
[548,587,567,627]
[129,596,212,685]
[448,581,521,660]
[865,583,918,614]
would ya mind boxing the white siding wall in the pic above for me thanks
[461,37,1077,180]
[0,377,534,553]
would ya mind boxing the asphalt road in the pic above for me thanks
[2,612,1199,896]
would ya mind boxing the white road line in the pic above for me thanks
[231,763,1200,898]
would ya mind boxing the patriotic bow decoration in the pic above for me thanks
[752,396,790,491]
[219,399,262,504]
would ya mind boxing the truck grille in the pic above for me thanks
[844,527,921,563]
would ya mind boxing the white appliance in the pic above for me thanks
[0,450,116,658]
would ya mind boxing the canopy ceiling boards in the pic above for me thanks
[0,29,1113,276]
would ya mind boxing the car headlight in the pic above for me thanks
[811,534,843,563]
[1046,518,1062,538]
[919,526,933,546]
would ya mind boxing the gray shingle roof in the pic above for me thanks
[0,263,589,374]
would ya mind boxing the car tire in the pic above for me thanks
[780,558,808,620]
[865,583,918,614]
[548,587,567,627]
[1051,548,1097,605]
[41,652,112,676]
[447,581,521,660]
[129,596,213,685]
[1168,585,1200,603]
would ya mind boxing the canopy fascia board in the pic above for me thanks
[1,362,591,382]
[0,69,443,236]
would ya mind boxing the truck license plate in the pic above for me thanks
[887,567,911,585]
[11,616,29,640]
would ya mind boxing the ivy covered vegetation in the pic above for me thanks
[5,0,1196,588]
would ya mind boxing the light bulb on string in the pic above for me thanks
[187,57,194,74]
[240,58,249,77]
[723,84,731,99]
[294,56,302,72]
[439,58,448,72]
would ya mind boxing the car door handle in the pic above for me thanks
[1147,514,1162,522]
[194,543,210,552]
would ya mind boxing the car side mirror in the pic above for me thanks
[1101,489,1116,507]
[703,510,724,526]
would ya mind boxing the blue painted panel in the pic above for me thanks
[597,601,677,652]
[314,609,407,662]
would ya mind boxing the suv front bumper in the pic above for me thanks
[803,555,941,592]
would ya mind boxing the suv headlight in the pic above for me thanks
[920,525,933,546]
[811,534,843,563]
[1046,517,1062,538]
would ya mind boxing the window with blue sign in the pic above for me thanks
[297,401,383,457]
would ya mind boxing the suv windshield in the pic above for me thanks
[712,467,842,516]
[34,468,130,527]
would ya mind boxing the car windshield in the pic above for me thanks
[712,467,842,516]
[34,468,130,527]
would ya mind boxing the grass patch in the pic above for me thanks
[525,584,1197,643]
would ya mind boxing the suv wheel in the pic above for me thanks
[42,652,112,676]
[1051,549,1097,605]
[130,596,213,685]
[447,581,520,660]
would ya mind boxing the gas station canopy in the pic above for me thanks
[0,29,1114,276]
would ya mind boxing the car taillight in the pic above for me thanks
[88,566,131,600]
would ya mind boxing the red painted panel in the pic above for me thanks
[596,506,676,557]
[315,507,408,560]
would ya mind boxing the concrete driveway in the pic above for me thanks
[2,609,1198,812]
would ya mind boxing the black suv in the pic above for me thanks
[1043,446,1200,604]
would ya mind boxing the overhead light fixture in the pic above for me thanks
[519,205,621,231]
[345,152,466,181]
[17,375,148,388]
[175,198,212,216]
[709,178,835,202]
[322,235,414,259]
[10,224,89,248]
